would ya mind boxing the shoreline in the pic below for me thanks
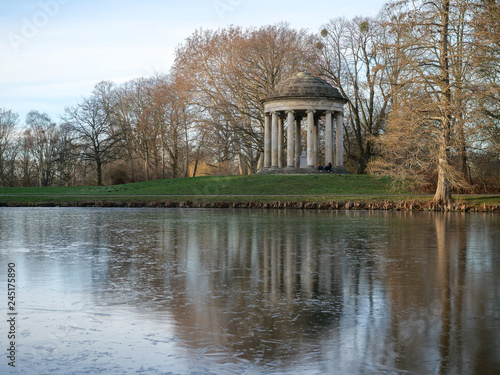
[1,199,498,212]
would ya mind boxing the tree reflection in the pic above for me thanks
[95,210,349,363]
[82,209,500,373]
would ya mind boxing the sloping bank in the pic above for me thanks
[1,199,498,212]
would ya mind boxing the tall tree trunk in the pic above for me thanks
[0,158,4,187]
[192,159,199,177]
[434,0,453,204]
[456,112,469,180]
[238,152,247,175]
[435,130,452,204]
[96,161,103,186]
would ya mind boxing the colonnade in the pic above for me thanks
[263,110,344,170]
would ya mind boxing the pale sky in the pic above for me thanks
[1,0,388,123]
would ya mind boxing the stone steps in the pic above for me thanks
[257,167,351,175]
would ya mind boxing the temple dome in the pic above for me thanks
[264,72,346,102]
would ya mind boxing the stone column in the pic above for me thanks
[314,116,319,167]
[295,116,301,168]
[324,111,333,166]
[306,109,315,168]
[271,112,279,168]
[264,113,271,168]
[278,116,284,168]
[286,110,295,168]
[335,112,344,167]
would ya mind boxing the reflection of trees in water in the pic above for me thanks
[87,209,500,372]
[164,211,347,361]
[94,210,354,362]
[3,208,499,372]
[380,212,500,374]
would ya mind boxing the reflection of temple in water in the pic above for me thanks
[95,210,373,362]
[155,210,349,361]
[89,209,499,373]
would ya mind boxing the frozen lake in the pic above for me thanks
[0,208,499,374]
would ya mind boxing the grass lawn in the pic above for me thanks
[0,174,498,208]
[0,175,404,196]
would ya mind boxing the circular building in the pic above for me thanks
[261,72,348,173]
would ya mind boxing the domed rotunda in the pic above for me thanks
[261,72,348,173]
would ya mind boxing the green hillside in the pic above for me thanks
[0,174,498,209]
[0,174,403,196]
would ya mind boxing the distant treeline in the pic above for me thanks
[0,0,498,199]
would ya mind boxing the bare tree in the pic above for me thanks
[371,0,458,203]
[54,123,76,186]
[433,0,453,203]
[25,111,61,187]
[369,0,500,196]
[173,23,318,174]
[62,85,123,186]
[111,75,195,181]
[471,0,500,155]
[157,75,196,178]
[0,109,18,187]
[17,129,34,187]
[121,78,161,181]
[316,16,392,174]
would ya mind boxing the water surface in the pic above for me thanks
[0,208,499,374]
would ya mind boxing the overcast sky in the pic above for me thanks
[1,0,388,123]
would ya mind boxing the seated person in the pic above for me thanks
[325,162,332,172]
[317,163,324,172]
